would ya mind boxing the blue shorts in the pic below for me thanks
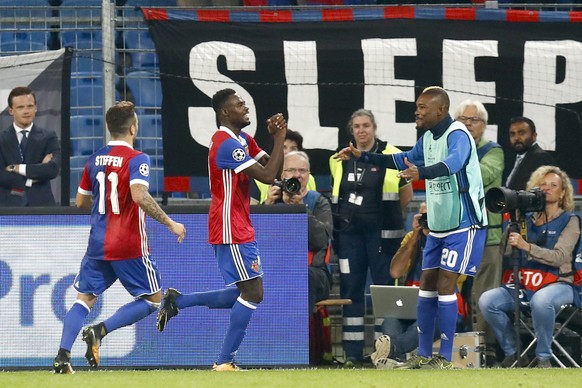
[423,227,486,277]
[214,241,263,286]
[74,255,161,297]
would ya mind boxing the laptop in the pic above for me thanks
[370,285,419,320]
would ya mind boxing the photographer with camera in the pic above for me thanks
[329,108,412,366]
[479,166,581,368]
[263,151,332,315]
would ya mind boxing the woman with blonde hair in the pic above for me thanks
[479,165,581,368]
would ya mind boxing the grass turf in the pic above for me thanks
[0,368,579,388]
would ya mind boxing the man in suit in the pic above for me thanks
[505,117,555,190]
[0,86,61,206]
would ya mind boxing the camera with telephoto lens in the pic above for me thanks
[418,213,429,229]
[485,186,545,214]
[273,177,301,195]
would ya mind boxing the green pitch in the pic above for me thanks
[0,368,579,388]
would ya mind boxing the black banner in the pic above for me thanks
[147,16,582,181]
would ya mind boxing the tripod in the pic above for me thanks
[506,211,528,367]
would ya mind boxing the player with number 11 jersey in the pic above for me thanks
[79,141,151,261]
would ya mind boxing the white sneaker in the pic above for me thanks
[371,335,392,367]
[375,357,401,369]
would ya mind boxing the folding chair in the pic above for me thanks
[518,302,581,368]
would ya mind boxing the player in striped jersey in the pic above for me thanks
[157,88,286,371]
[53,101,186,374]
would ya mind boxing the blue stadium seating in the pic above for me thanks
[148,168,164,196]
[123,30,155,50]
[0,31,48,46]
[70,155,89,169]
[70,71,120,90]
[71,52,104,75]
[71,137,101,156]
[61,30,103,49]
[123,30,158,70]
[70,115,103,137]
[124,71,162,112]
[71,84,104,116]
[137,113,162,153]
[0,40,46,54]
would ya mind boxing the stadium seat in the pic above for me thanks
[123,30,155,50]
[70,155,89,169]
[0,31,48,47]
[61,30,103,50]
[122,30,158,70]
[70,115,103,141]
[0,40,46,54]
[149,154,164,169]
[71,137,101,156]
[71,51,104,75]
[148,168,164,196]
[71,84,104,116]
[137,114,162,153]
[0,1,51,18]
[124,71,162,112]
[71,71,120,90]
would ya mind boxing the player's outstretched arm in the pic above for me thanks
[130,183,186,243]
[333,142,361,161]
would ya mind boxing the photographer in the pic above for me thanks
[263,151,332,315]
[479,166,581,368]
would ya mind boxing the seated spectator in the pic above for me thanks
[479,166,581,368]
[370,203,442,368]
[263,150,332,314]
[252,129,316,204]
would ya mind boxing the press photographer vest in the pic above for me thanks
[423,122,487,232]
[502,212,573,296]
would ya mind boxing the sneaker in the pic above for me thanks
[157,288,181,332]
[393,354,432,369]
[371,335,392,367]
[375,357,402,370]
[82,325,101,368]
[535,358,552,368]
[212,362,242,371]
[422,354,454,370]
[53,353,74,374]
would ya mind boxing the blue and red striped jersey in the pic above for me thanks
[78,140,151,261]
[208,127,266,244]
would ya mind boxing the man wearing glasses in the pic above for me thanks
[455,99,504,367]
[264,150,333,315]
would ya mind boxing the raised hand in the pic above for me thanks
[397,157,419,183]
[333,142,360,161]
[266,113,287,135]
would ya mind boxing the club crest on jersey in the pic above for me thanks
[251,258,261,273]
[232,148,246,162]
[139,163,149,176]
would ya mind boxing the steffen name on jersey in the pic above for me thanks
[95,155,124,167]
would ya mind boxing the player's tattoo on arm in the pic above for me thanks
[132,184,170,226]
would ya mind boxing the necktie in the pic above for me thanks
[506,154,523,186]
[20,130,28,162]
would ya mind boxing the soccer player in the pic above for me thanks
[156,88,287,371]
[52,101,186,374]
[335,86,487,369]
